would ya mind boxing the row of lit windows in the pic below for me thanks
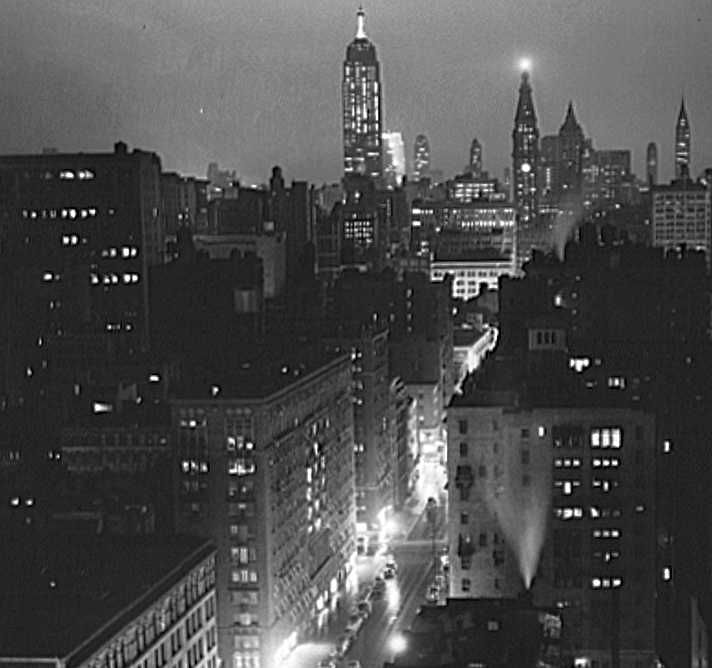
[555,458,581,468]
[591,577,622,589]
[101,246,139,258]
[22,207,99,219]
[592,458,620,468]
[591,428,621,448]
[91,272,140,285]
[181,460,209,474]
[592,528,620,538]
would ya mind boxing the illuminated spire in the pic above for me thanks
[356,6,367,39]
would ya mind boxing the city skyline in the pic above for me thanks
[1,1,711,185]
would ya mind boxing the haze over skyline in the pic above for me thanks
[1,0,711,184]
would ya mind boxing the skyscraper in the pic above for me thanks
[342,8,383,182]
[382,131,406,188]
[675,97,691,179]
[469,138,482,177]
[413,134,430,181]
[646,141,658,187]
[512,65,539,225]
[557,101,585,198]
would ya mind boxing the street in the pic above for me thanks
[283,459,447,668]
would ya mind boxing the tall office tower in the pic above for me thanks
[557,101,585,198]
[512,66,540,225]
[383,131,406,188]
[469,138,483,177]
[646,142,658,187]
[342,8,383,182]
[675,97,691,179]
[413,134,431,181]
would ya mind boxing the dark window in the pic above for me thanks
[459,442,468,457]
[521,428,530,438]
[521,449,530,465]
[479,465,487,478]
[479,532,487,547]
[458,419,468,435]
[522,474,531,486]
[460,512,469,525]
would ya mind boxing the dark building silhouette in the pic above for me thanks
[469,138,483,178]
[675,97,691,179]
[342,8,383,182]
[480,239,712,666]
[646,141,658,187]
[557,101,585,201]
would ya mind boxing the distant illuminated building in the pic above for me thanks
[342,8,383,182]
[469,138,483,177]
[652,179,711,263]
[512,62,539,225]
[538,135,560,207]
[413,134,431,181]
[646,142,658,187]
[383,131,406,188]
[675,98,691,179]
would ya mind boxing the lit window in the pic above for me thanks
[663,439,672,453]
[662,567,671,581]
[59,170,75,180]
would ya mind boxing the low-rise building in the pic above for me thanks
[0,534,217,668]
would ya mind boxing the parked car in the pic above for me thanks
[346,661,362,668]
[357,600,372,616]
[426,584,440,603]
[334,634,352,659]
[317,660,336,668]
[346,613,364,634]
[385,557,398,572]
[373,575,385,589]
[434,574,446,588]
[383,565,396,579]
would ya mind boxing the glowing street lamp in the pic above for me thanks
[519,57,532,73]
[389,633,407,654]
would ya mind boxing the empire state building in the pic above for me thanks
[342,8,383,182]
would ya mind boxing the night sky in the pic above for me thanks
[1,0,711,184]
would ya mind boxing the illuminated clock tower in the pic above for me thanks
[512,61,539,225]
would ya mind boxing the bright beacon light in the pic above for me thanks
[519,57,532,73]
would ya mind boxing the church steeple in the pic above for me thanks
[675,96,691,179]
[514,69,538,127]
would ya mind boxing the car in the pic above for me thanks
[347,612,364,633]
[346,661,362,668]
[357,600,372,616]
[374,575,385,587]
[385,557,398,572]
[317,660,336,668]
[434,574,446,588]
[425,584,440,603]
[334,634,352,659]
[383,566,396,579]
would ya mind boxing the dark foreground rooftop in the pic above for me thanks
[0,531,213,663]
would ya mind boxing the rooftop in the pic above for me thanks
[173,344,348,401]
[0,533,213,664]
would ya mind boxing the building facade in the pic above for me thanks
[652,179,711,262]
[171,352,356,668]
[342,9,383,182]
[447,398,658,667]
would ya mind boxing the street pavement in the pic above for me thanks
[283,460,448,668]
